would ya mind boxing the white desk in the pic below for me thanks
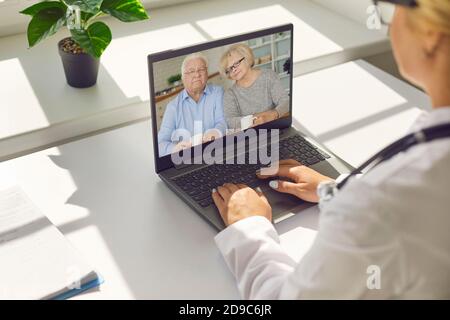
[0,60,430,299]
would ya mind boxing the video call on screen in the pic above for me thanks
[153,30,292,157]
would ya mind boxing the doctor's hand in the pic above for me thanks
[257,159,334,203]
[212,183,272,227]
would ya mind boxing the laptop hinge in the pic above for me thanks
[174,162,191,170]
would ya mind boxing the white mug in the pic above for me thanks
[240,115,256,130]
[192,133,203,145]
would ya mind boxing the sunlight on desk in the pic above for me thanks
[66,225,136,299]
[325,107,424,168]
[293,61,408,139]
[0,147,138,299]
[0,58,49,136]
[196,4,342,63]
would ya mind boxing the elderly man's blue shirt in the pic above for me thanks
[158,84,227,156]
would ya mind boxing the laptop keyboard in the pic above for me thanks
[172,134,330,207]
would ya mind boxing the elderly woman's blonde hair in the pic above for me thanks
[407,0,450,36]
[219,43,255,79]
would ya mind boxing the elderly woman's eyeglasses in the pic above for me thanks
[225,57,245,75]
[372,0,418,25]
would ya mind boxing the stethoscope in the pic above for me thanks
[318,123,450,204]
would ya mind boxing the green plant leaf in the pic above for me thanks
[167,73,181,85]
[70,21,112,58]
[64,0,103,14]
[101,0,149,22]
[27,7,66,47]
[81,11,96,22]
[20,1,66,16]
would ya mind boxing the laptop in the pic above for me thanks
[148,23,354,231]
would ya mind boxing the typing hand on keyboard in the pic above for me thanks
[172,135,332,208]
[256,159,334,203]
[211,183,272,227]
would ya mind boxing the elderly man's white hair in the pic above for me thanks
[181,53,209,79]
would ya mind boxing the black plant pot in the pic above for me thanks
[58,37,100,88]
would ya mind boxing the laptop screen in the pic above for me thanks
[149,24,293,170]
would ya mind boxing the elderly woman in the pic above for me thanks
[158,53,227,156]
[220,43,289,130]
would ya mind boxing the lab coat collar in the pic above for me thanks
[408,106,450,133]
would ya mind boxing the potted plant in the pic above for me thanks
[167,73,182,87]
[20,0,149,88]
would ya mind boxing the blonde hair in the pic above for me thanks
[219,43,255,79]
[407,0,450,35]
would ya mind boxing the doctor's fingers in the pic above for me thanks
[278,159,302,166]
[222,183,240,193]
[270,180,320,202]
[258,159,301,172]
[216,185,231,201]
[236,184,270,205]
[269,180,302,198]
[253,186,270,206]
[236,184,250,190]
[219,183,242,200]
[256,165,298,180]
[211,190,226,212]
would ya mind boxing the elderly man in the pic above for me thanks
[158,53,227,156]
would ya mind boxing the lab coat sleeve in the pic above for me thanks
[215,180,405,299]
[215,216,297,299]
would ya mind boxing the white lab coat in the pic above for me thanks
[215,107,450,299]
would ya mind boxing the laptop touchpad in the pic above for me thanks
[260,184,312,222]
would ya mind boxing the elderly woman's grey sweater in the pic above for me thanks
[223,69,289,129]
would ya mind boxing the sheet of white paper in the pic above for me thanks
[0,186,97,299]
